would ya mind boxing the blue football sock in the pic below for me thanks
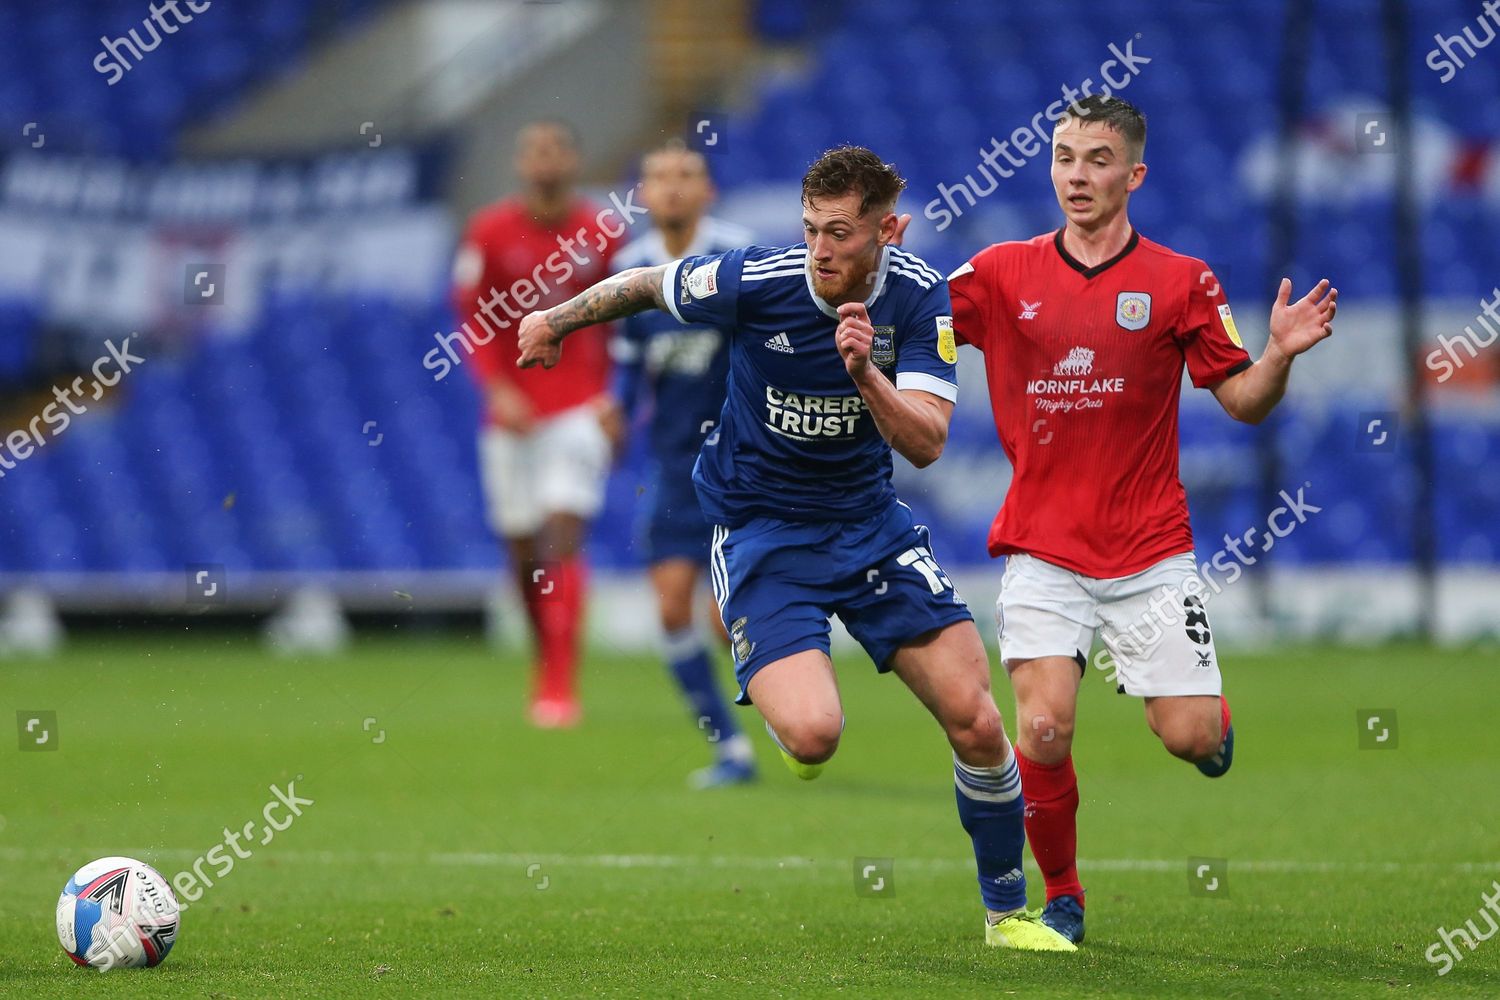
[953,751,1028,913]
[664,627,742,754]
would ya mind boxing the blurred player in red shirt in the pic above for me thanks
[949,95,1338,944]
[452,120,626,727]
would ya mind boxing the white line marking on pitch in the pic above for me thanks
[2,847,1496,874]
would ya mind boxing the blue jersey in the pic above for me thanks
[664,243,957,525]
[610,218,750,467]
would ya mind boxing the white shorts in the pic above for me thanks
[997,552,1222,698]
[478,406,610,538]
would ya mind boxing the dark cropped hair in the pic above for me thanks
[1059,95,1146,162]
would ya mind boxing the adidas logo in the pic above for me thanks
[763,332,794,354]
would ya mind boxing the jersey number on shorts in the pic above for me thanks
[897,547,952,595]
[1183,596,1212,645]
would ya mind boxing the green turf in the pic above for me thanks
[3,636,1498,998]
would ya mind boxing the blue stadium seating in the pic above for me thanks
[0,292,507,575]
[731,0,1499,294]
[2,0,1497,579]
[0,1,390,160]
[13,287,1497,576]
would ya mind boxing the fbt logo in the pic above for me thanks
[763,387,863,440]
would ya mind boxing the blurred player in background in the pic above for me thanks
[604,140,757,788]
[516,146,1076,951]
[949,95,1338,944]
[452,120,626,728]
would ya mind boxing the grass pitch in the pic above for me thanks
[2,635,1498,998]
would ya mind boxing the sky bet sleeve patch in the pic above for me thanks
[936,316,957,364]
[1217,303,1243,348]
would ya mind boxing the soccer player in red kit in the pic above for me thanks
[948,95,1338,944]
[452,120,626,728]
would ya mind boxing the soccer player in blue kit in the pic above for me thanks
[518,146,1075,951]
[604,140,758,788]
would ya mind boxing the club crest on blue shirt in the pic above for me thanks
[871,326,896,367]
[729,616,754,665]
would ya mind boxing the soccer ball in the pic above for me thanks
[56,856,180,970]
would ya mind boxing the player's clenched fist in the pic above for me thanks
[516,310,561,369]
[836,301,875,379]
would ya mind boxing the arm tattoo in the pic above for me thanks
[545,265,668,338]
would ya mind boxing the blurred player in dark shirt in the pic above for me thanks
[604,141,756,787]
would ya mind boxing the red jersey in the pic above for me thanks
[452,197,623,422]
[950,229,1252,578]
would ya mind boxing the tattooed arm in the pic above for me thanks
[516,265,669,369]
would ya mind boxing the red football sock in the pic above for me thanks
[533,556,586,703]
[1016,750,1084,904]
[518,572,548,700]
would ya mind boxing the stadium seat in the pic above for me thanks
[0,0,394,159]
[2,0,1496,581]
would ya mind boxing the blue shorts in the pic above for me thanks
[640,463,710,565]
[708,502,974,704]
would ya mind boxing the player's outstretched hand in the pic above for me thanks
[1269,278,1338,358]
[517,310,562,369]
[836,302,875,379]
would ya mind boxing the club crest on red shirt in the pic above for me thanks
[1116,292,1151,331]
